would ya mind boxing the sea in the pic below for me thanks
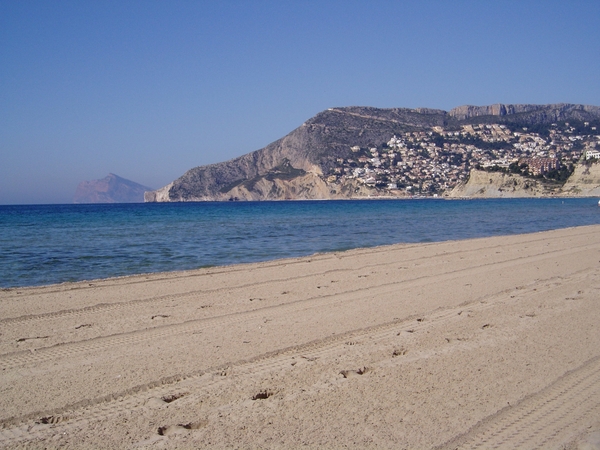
[1,198,599,289]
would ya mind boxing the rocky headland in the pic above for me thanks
[145,104,600,202]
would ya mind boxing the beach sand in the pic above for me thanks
[1,225,599,449]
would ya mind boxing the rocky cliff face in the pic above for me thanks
[224,169,394,201]
[446,170,561,198]
[448,104,543,120]
[447,163,600,198]
[560,163,600,197]
[75,173,152,203]
[145,104,600,202]
[448,103,600,124]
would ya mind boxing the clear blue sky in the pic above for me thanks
[1,0,599,204]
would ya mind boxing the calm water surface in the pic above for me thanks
[1,199,599,288]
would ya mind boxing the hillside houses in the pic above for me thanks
[323,121,600,195]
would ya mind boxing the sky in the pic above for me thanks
[1,1,599,204]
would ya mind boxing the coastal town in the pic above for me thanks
[326,121,600,195]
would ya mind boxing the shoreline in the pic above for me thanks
[1,225,600,448]
[4,218,599,292]
[4,197,599,289]
[4,194,600,209]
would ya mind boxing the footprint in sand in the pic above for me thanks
[392,348,407,357]
[146,393,187,408]
[340,367,369,378]
[252,390,275,400]
[157,420,208,436]
[37,415,68,424]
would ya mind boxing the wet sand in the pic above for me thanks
[1,225,600,449]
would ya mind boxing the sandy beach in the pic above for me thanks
[1,225,600,449]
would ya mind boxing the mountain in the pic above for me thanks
[74,173,153,203]
[144,104,600,202]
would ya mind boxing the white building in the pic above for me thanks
[585,149,600,160]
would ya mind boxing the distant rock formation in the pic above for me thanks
[74,173,152,203]
[145,104,600,202]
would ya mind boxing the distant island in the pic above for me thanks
[145,103,600,202]
[74,173,152,203]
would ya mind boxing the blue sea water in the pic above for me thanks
[1,198,599,288]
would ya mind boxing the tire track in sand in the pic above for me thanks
[0,295,498,444]
[0,271,584,445]
[2,228,594,327]
[438,355,600,449]
[0,243,593,370]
